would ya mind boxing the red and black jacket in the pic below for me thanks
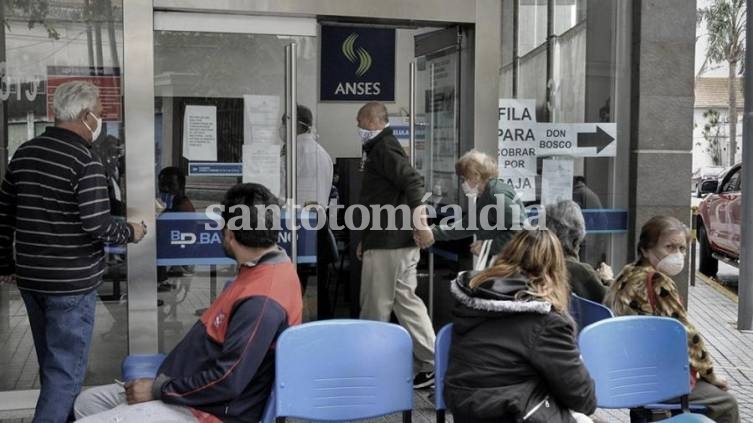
[151,248,302,422]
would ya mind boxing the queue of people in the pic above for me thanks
[0,82,741,422]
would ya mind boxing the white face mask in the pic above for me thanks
[461,181,478,197]
[83,112,102,141]
[654,252,685,276]
[358,127,382,144]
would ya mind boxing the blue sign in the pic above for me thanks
[155,212,317,266]
[188,163,243,176]
[320,25,395,101]
[526,208,628,233]
[582,209,629,234]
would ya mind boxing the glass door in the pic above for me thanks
[152,12,318,352]
[413,27,462,208]
[412,27,465,328]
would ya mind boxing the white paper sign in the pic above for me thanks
[183,105,217,161]
[243,95,281,144]
[498,99,537,202]
[242,143,282,197]
[541,159,574,206]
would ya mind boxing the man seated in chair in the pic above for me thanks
[74,183,303,423]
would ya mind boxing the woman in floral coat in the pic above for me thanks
[604,216,738,423]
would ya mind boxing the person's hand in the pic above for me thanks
[356,242,363,261]
[125,378,155,404]
[413,228,434,249]
[0,274,15,285]
[129,221,147,243]
[596,262,614,283]
[470,240,483,256]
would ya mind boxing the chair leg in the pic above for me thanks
[402,410,412,423]
[436,409,445,423]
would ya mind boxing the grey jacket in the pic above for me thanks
[433,178,526,256]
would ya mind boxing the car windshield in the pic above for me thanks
[701,167,724,177]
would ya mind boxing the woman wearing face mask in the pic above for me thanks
[604,216,739,423]
[431,150,526,258]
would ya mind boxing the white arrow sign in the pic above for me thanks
[502,122,617,157]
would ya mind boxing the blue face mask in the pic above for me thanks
[160,192,175,210]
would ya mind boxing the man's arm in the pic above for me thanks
[154,296,286,407]
[76,160,136,244]
[0,168,17,276]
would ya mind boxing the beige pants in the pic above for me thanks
[360,247,435,373]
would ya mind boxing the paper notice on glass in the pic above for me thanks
[182,105,217,161]
[250,126,278,144]
[242,143,282,197]
[243,95,281,144]
[541,159,574,207]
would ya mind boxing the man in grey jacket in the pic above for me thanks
[355,101,436,388]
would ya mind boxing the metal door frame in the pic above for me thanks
[124,0,500,353]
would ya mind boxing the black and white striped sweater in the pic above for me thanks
[0,127,132,294]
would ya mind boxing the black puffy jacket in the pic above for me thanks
[445,271,597,423]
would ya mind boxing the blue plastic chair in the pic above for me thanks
[260,389,275,423]
[570,293,614,333]
[121,353,166,381]
[434,323,453,423]
[579,316,714,422]
[273,319,413,422]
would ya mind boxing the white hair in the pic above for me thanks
[52,81,99,122]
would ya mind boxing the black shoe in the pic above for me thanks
[413,371,435,389]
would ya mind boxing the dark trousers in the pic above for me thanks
[21,289,97,423]
[632,380,740,423]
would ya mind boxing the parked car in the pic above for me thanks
[692,166,725,197]
[696,163,742,277]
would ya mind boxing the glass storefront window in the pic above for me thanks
[153,28,319,351]
[1,0,126,391]
[499,0,631,268]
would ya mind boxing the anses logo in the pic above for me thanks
[342,33,372,77]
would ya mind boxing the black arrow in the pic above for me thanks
[577,126,614,153]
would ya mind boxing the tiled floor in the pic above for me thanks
[1,274,752,422]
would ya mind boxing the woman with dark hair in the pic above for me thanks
[605,216,739,422]
[157,167,195,285]
[445,229,596,423]
[158,166,195,212]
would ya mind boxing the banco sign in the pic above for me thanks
[320,25,395,101]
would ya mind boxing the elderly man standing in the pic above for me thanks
[0,80,146,422]
[355,101,436,389]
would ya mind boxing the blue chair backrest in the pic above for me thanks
[121,353,167,382]
[571,293,613,332]
[435,323,453,412]
[260,389,275,423]
[274,319,413,421]
[579,316,691,409]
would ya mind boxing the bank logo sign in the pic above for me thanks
[321,25,395,101]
